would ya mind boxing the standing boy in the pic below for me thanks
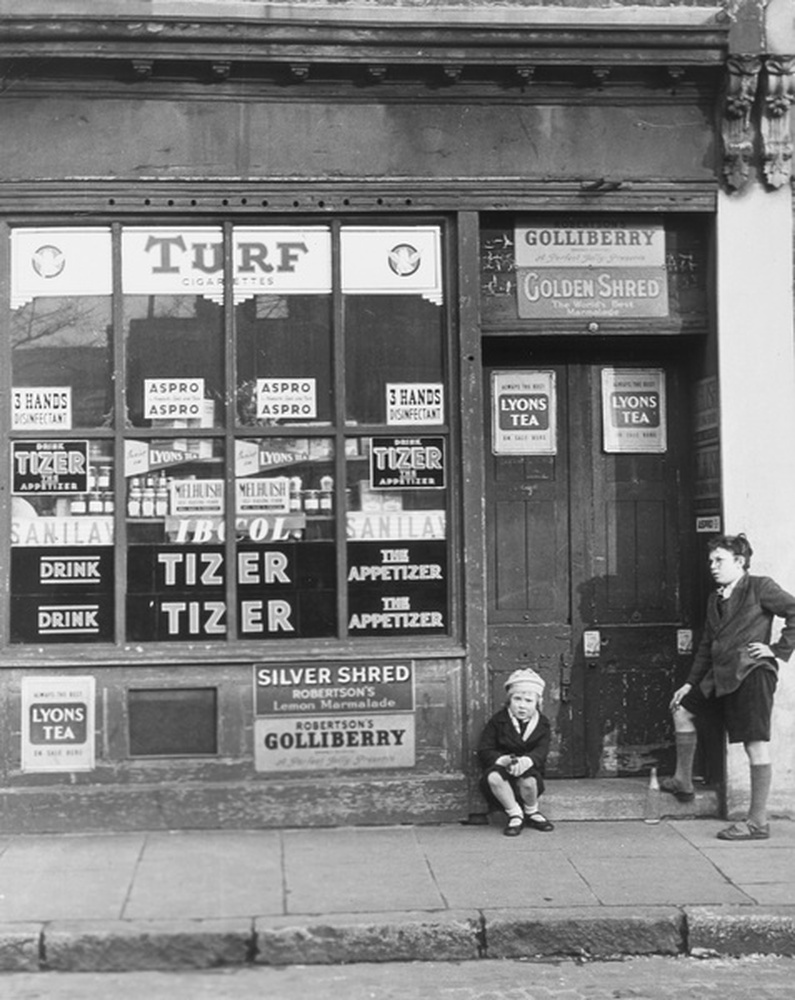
[664,533,795,840]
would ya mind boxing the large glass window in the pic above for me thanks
[8,221,452,647]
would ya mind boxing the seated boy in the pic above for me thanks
[477,668,554,836]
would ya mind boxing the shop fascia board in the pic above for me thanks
[0,6,730,69]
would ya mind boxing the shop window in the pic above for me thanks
[128,688,218,756]
[8,221,451,648]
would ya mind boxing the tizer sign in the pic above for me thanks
[21,676,95,772]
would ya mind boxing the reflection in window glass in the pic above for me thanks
[235,437,336,639]
[10,440,115,643]
[11,296,113,428]
[126,439,226,642]
[345,436,448,637]
[124,295,224,429]
[236,294,333,427]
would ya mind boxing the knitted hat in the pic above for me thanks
[504,668,545,698]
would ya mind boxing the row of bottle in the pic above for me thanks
[69,464,114,515]
[124,473,336,519]
[128,474,170,518]
[290,475,334,514]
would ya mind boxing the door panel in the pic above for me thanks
[484,351,694,779]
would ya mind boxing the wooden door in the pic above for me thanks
[484,349,694,778]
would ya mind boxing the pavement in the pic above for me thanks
[0,817,794,973]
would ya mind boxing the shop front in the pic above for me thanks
[0,4,731,830]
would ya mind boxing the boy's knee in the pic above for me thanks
[486,770,505,790]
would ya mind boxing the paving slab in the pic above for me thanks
[124,831,283,920]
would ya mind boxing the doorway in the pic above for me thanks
[483,338,697,778]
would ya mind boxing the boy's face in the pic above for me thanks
[508,689,539,719]
[709,546,745,588]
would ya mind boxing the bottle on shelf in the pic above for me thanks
[155,472,169,517]
[127,477,142,517]
[319,474,334,513]
[141,476,156,518]
[289,476,303,512]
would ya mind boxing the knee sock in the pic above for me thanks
[674,731,698,790]
[748,763,772,827]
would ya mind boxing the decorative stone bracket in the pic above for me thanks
[722,54,795,191]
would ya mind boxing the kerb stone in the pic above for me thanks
[484,906,685,958]
[0,923,42,971]
[686,906,795,956]
[255,910,482,964]
[44,918,253,971]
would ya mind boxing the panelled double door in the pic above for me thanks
[484,342,697,778]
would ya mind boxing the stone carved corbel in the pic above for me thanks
[760,56,795,189]
[721,55,761,192]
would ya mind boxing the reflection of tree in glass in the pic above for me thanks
[11,296,109,348]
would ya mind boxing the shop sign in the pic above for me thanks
[125,439,212,478]
[346,510,446,541]
[11,228,112,309]
[121,226,332,302]
[170,479,225,516]
[12,387,72,430]
[11,547,113,590]
[346,541,447,636]
[236,477,291,514]
[21,676,95,772]
[166,513,304,544]
[601,368,667,453]
[254,713,415,772]
[370,436,445,489]
[126,542,336,640]
[341,226,443,305]
[491,370,556,455]
[11,516,114,547]
[514,218,668,319]
[386,383,444,425]
[12,440,89,495]
[256,378,317,421]
[11,594,114,643]
[254,660,414,715]
[143,378,205,422]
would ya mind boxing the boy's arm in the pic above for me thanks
[761,578,795,661]
[476,716,504,768]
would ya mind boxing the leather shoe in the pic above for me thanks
[716,821,770,841]
[523,812,554,832]
[659,776,695,803]
[503,815,523,837]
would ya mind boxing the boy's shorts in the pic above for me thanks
[681,667,777,743]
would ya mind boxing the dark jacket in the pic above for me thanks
[477,706,551,774]
[687,573,795,697]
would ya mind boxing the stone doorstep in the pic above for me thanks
[1,906,793,972]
